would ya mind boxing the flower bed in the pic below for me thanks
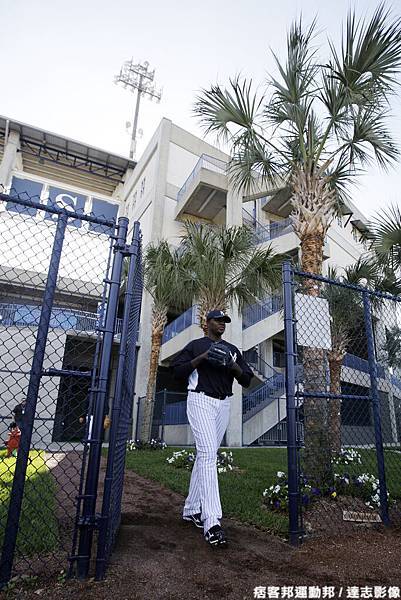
[166,449,235,473]
[263,449,387,512]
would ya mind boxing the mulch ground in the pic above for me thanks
[3,457,401,599]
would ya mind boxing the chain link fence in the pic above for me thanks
[0,189,142,587]
[283,263,401,542]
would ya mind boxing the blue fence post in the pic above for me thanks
[282,261,300,545]
[0,212,69,588]
[76,217,129,579]
[363,291,390,525]
[161,389,167,443]
[94,221,141,580]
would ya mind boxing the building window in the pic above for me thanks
[140,177,146,197]
[341,382,372,427]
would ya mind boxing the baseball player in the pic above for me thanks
[171,309,253,547]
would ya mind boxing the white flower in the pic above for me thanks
[277,471,285,478]
[273,485,281,494]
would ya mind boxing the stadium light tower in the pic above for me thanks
[114,59,162,160]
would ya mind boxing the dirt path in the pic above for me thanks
[5,464,401,599]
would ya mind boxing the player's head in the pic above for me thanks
[206,309,231,337]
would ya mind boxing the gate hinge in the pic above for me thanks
[121,243,138,256]
[78,512,102,530]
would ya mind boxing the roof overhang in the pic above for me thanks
[0,115,136,184]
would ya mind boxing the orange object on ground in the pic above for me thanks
[6,426,21,457]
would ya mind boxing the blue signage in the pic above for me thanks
[90,199,118,234]
[45,186,86,228]
[6,177,119,233]
[6,178,43,216]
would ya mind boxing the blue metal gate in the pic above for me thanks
[0,190,143,587]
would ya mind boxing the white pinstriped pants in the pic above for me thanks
[183,391,231,533]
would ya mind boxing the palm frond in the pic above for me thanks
[340,107,399,170]
[194,77,262,143]
[328,4,401,107]
[369,203,401,269]
[227,135,286,193]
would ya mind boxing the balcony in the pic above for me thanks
[175,154,228,220]
[261,187,292,218]
[0,303,122,337]
[160,305,200,361]
[242,208,293,244]
[343,353,385,379]
[162,306,199,343]
[242,295,282,330]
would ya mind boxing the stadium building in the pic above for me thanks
[0,115,400,448]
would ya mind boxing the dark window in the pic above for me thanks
[341,381,371,426]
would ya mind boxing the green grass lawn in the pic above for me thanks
[124,445,401,537]
[125,447,289,535]
[0,450,59,555]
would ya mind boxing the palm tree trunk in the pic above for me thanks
[328,353,343,454]
[300,231,332,485]
[140,306,167,442]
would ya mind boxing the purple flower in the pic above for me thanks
[302,494,310,505]
[273,500,281,509]
[311,487,321,496]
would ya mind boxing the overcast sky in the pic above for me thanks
[1,0,400,217]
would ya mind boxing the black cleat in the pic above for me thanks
[183,513,203,529]
[204,525,228,547]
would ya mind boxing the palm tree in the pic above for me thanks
[140,241,191,442]
[180,221,283,330]
[194,4,401,480]
[369,203,401,272]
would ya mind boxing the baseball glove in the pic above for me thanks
[207,341,235,368]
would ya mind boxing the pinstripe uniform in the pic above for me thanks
[172,336,253,533]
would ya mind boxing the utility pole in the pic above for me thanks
[114,59,162,160]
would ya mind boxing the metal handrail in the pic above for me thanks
[0,302,122,335]
[176,154,227,204]
[242,207,293,244]
[243,372,285,422]
[243,350,279,380]
[343,353,385,379]
[242,295,282,329]
[162,305,199,343]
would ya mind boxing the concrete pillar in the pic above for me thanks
[226,187,243,227]
[225,302,243,447]
[224,187,244,446]
[0,131,22,189]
